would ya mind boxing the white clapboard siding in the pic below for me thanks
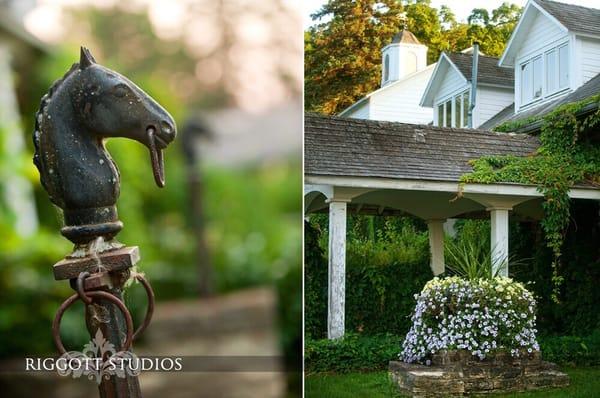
[433,66,467,108]
[580,37,600,84]
[369,67,434,124]
[517,11,567,59]
[474,87,514,128]
[346,101,370,119]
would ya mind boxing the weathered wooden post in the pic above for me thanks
[33,47,176,397]
[181,117,214,297]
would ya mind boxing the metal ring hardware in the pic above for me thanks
[52,290,134,355]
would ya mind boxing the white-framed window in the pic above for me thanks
[519,43,569,108]
[520,56,542,105]
[545,44,569,94]
[436,90,470,128]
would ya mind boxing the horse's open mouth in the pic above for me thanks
[147,127,165,187]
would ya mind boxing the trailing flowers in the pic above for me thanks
[401,276,539,364]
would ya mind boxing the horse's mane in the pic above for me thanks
[33,63,79,194]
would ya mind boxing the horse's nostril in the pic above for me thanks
[161,121,175,138]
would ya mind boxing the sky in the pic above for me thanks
[304,0,600,28]
[22,0,302,114]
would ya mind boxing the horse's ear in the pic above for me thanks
[79,46,96,69]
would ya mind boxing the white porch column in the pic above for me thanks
[489,207,510,277]
[327,200,348,339]
[427,219,445,276]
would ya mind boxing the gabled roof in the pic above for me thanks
[499,0,600,67]
[479,72,600,131]
[446,52,514,87]
[536,0,600,37]
[305,114,540,182]
[391,30,422,45]
[339,64,435,116]
[421,52,513,107]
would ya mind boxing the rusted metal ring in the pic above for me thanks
[132,274,155,341]
[75,271,92,304]
[52,291,134,355]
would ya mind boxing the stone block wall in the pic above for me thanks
[390,350,569,397]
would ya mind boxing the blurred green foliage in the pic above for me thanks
[0,43,301,357]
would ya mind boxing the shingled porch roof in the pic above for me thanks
[305,114,539,182]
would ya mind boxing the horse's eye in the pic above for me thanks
[113,84,129,98]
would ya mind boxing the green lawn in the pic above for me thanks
[305,367,600,398]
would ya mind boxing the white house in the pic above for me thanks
[339,30,434,124]
[482,0,600,129]
[305,0,600,340]
[420,50,514,129]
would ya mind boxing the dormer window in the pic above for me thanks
[519,42,569,109]
[435,90,469,128]
[545,44,569,94]
[520,56,542,105]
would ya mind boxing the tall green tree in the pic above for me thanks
[305,0,404,115]
[467,3,522,56]
[305,0,522,115]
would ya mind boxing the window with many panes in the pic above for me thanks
[436,90,470,128]
[519,43,569,108]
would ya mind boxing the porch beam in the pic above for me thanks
[427,219,446,276]
[305,176,600,201]
[327,199,348,339]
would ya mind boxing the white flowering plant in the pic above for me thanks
[401,276,539,364]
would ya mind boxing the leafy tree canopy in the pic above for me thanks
[305,0,522,115]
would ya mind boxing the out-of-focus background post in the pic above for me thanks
[0,0,302,396]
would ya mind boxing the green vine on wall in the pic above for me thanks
[460,96,600,302]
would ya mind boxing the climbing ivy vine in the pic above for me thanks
[460,96,600,302]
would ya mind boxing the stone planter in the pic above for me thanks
[389,350,569,397]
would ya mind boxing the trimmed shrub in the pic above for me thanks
[304,217,433,338]
[539,330,600,366]
[305,333,401,373]
[401,277,539,363]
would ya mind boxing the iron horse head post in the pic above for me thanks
[35,47,176,397]
[34,46,176,244]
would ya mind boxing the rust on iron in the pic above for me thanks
[76,271,93,304]
[131,274,155,341]
[52,290,134,355]
[81,271,114,291]
[53,246,140,280]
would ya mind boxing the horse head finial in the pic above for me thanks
[34,47,177,244]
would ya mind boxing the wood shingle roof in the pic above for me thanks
[536,0,600,37]
[305,114,540,182]
[445,52,514,87]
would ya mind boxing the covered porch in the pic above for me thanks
[304,115,600,339]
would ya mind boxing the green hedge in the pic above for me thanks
[305,331,600,373]
[304,218,432,339]
[539,330,600,366]
[305,333,401,373]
